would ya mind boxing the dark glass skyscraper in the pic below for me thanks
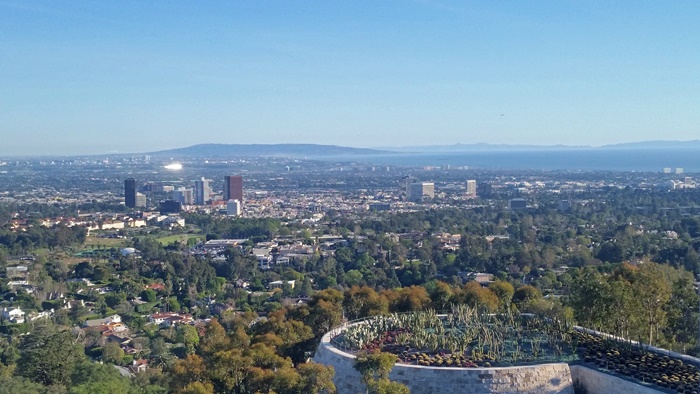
[124,178,137,208]
[224,175,243,202]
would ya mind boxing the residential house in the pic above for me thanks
[269,280,296,290]
[1,307,25,323]
[148,312,193,327]
[83,314,122,328]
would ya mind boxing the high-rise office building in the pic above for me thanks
[408,182,435,202]
[227,199,241,216]
[403,176,417,197]
[224,175,243,202]
[194,178,212,205]
[466,180,477,196]
[173,187,194,205]
[135,192,147,208]
[124,178,136,208]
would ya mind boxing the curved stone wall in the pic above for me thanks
[313,329,575,394]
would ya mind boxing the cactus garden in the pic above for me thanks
[332,305,577,368]
[573,330,700,394]
[331,306,700,393]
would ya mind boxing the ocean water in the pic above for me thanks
[321,149,700,172]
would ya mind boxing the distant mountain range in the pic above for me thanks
[146,140,700,159]
[148,144,390,158]
[376,140,700,153]
[598,140,700,150]
[374,143,587,152]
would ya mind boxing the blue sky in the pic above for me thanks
[1,1,699,156]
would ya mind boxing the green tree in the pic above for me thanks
[344,286,389,320]
[305,289,344,338]
[665,275,700,351]
[178,325,200,355]
[102,341,125,365]
[168,297,182,313]
[383,286,431,312]
[296,362,337,394]
[426,280,454,311]
[354,351,408,394]
[488,281,515,310]
[373,379,410,394]
[149,337,173,368]
[141,289,157,303]
[0,375,47,394]
[354,351,397,385]
[18,324,85,387]
[69,361,133,394]
[633,263,671,345]
[513,285,542,306]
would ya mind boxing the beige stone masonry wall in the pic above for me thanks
[570,365,664,394]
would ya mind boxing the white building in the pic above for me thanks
[408,182,435,202]
[1,307,25,323]
[257,255,273,270]
[204,239,247,251]
[83,314,122,328]
[269,280,296,289]
[466,180,477,196]
[227,199,241,216]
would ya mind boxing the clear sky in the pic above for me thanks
[1,1,699,156]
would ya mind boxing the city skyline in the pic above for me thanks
[1,1,699,156]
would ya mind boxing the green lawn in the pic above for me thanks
[156,234,205,246]
[83,236,126,249]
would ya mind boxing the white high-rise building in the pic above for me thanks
[227,199,241,216]
[466,180,477,196]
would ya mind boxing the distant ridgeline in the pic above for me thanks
[145,141,700,171]
[147,144,390,158]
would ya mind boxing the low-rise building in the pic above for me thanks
[1,307,25,323]
[269,280,296,289]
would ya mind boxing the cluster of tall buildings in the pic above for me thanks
[124,175,243,216]
[402,177,477,202]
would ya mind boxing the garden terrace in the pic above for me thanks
[325,306,700,394]
[331,305,577,368]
